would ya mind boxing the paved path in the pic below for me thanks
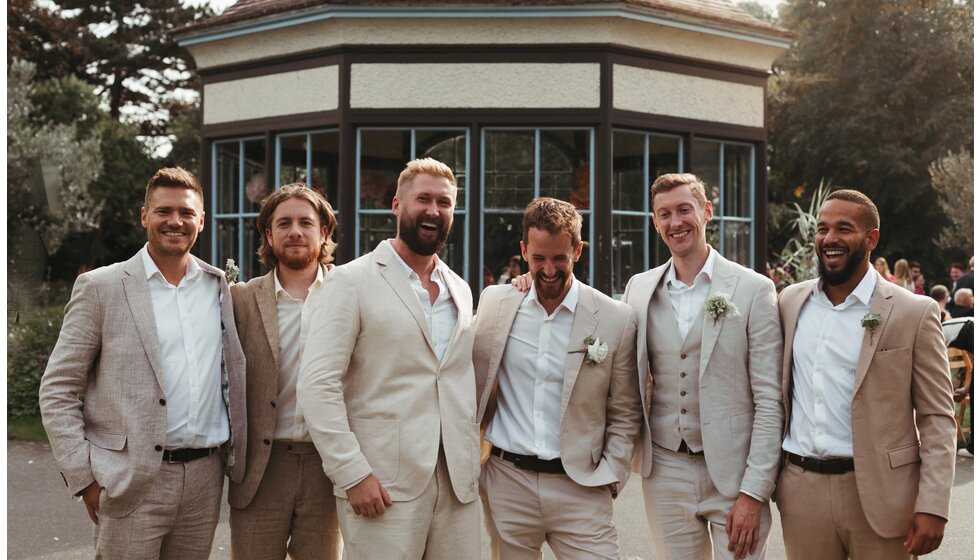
[7,440,974,559]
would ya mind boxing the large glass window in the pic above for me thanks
[692,139,755,267]
[276,130,340,208]
[212,137,267,280]
[356,128,468,279]
[482,128,593,287]
[611,130,682,294]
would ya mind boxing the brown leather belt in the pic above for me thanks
[678,441,704,456]
[491,446,565,474]
[787,452,854,474]
[162,447,218,463]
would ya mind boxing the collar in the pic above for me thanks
[140,244,200,283]
[814,264,877,307]
[386,239,449,283]
[525,277,580,315]
[274,264,325,297]
[666,246,716,289]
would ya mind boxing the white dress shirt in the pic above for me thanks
[485,280,581,460]
[666,248,717,338]
[783,266,878,459]
[273,265,324,441]
[389,242,459,363]
[141,246,227,450]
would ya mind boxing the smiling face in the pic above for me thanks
[141,186,204,259]
[815,199,880,286]
[652,184,713,261]
[266,198,327,271]
[521,227,583,303]
[393,172,455,257]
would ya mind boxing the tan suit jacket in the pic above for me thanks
[623,255,783,500]
[473,284,642,494]
[778,274,956,537]
[298,241,479,503]
[38,252,247,518]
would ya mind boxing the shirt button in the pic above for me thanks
[680,353,687,359]
[680,391,687,396]
[680,372,687,378]
[681,409,688,414]
[270,401,277,408]
[155,445,163,451]
[159,399,166,406]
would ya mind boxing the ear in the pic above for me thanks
[703,200,713,222]
[572,241,584,263]
[140,207,148,229]
[265,228,274,247]
[319,224,328,242]
[197,211,205,232]
[392,195,401,217]
[520,241,528,262]
[867,229,880,253]
[650,213,660,233]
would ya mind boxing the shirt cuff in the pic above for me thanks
[341,473,370,492]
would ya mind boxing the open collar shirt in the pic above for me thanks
[665,247,717,339]
[388,241,458,363]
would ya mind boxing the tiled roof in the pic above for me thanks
[181,0,792,39]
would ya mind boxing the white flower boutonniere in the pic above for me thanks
[704,292,739,325]
[860,312,882,344]
[224,258,240,285]
[571,336,609,366]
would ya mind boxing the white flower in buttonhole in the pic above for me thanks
[704,292,739,325]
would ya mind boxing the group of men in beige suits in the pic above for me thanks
[39,161,957,560]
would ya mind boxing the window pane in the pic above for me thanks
[649,135,681,183]
[214,142,240,215]
[242,217,264,280]
[540,130,590,210]
[359,214,396,255]
[485,131,534,210]
[612,214,646,293]
[484,213,523,283]
[311,131,340,207]
[724,144,752,218]
[438,214,466,280]
[279,134,306,187]
[360,130,411,210]
[418,130,467,209]
[706,219,720,252]
[612,131,645,212]
[650,227,671,270]
[722,221,752,267]
[215,218,238,272]
[692,140,721,210]
[243,139,268,214]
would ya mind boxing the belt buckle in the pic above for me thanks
[165,450,180,464]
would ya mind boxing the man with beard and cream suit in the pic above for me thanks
[775,189,956,559]
[228,184,341,559]
[39,167,246,559]
[474,197,642,559]
[298,158,480,559]
[621,173,783,560]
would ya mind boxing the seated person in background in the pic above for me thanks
[950,288,974,318]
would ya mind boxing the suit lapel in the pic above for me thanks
[376,245,437,356]
[780,280,813,387]
[699,257,740,380]
[481,288,526,428]
[442,271,470,359]
[122,254,166,393]
[634,264,668,382]
[853,276,895,396]
[559,286,599,423]
[256,272,281,369]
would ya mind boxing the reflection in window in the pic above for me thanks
[692,139,755,267]
[276,130,341,208]
[212,137,266,280]
[356,128,468,279]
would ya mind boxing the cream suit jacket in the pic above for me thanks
[622,254,783,500]
[38,252,247,518]
[778,274,956,537]
[473,284,642,494]
[298,241,480,503]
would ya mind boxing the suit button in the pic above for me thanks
[680,391,687,396]
[263,439,271,445]
[159,399,166,406]
[681,353,687,359]
[155,445,163,451]
[681,409,688,414]
[680,372,687,378]
[270,401,276,408]
[286,444,293,451]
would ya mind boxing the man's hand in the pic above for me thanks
[346,474,392,518]
[81,481,101,524]
[725,493,762,560]
[510,273,532,292]
[904,512,946,555]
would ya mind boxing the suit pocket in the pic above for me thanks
[348,417,400,485]
[887,443,921,469]
[591,444,603,465]
[875,346,911,361]
[85,430,127,451]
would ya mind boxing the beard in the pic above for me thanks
[275,243,319,270]
[818,240,866,286]
[399,213,450,257]
[533,268,570,301]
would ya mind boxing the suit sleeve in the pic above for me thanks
[603,308,643,489]
[739,278,785,501]
[297,266,374,490]
[910,300,957,520]
[38,274,103,496]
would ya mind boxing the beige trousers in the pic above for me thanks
[230,441,341,560]
[93,452,223,560]
[643,444,771,560]
[775,461,910,560]
[335,450,480,560]
[480,454,619,560]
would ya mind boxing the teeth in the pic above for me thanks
[670,231,690,238]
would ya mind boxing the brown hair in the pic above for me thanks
[255,183,338,268]
[522,197,582,246]
[825,189,880,230]
[650,173,709,209]
[396,157,457,200]
[144,167,204,207]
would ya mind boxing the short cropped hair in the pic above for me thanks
[255,183,338,268]
[145,167,204,207]
[522,197,582,246]
[930,285,949,304]
[396,158,457,200]
[650,173,709,209]
[825,189,880,231]
[954,288,973,306]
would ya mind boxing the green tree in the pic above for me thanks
[767,0,973,278]
[929,149,974,262]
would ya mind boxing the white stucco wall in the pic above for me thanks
[202,66,339,124]
[349,63,600,108]
[613,64,765,127]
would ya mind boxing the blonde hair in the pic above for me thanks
[396,158,457,200]
[875,257,892,277]
[893,258,912,283]
[650,173,709,208]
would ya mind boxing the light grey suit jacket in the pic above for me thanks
[38,252,247,518]
[622,254,783,500]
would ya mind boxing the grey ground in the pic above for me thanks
[7,440,974,559]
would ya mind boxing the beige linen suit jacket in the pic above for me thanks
[297,241,480,503]
[622,254,784,500]
[38,252,247,518]
[473,284,642,494]
[777,274,956,537]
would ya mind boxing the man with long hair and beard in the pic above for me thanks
[775,189,956,559]
[298,158,481,559]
